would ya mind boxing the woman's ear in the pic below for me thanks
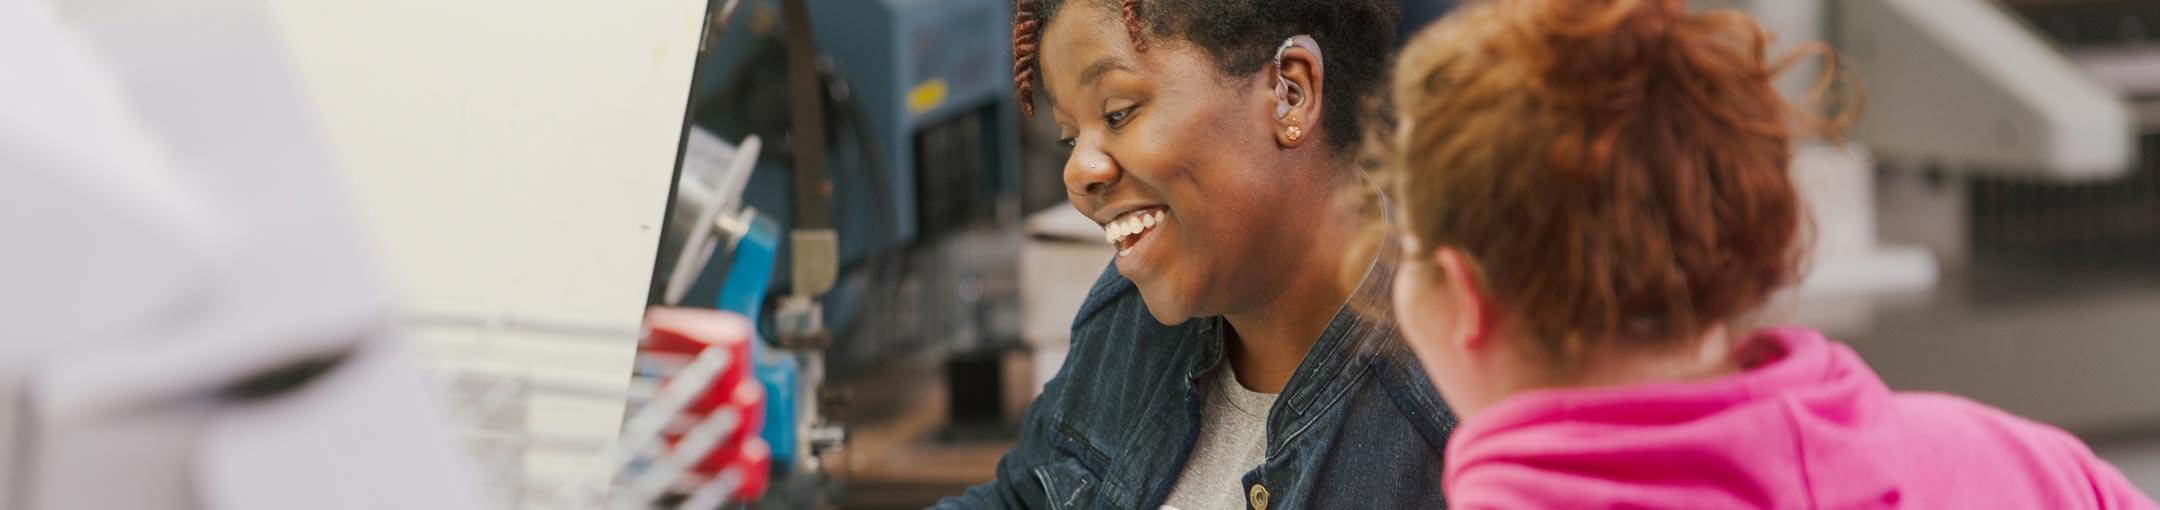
[1433,247,1492,351]
[1272,36,1324,148]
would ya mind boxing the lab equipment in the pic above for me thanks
[1742,0,2160,438]
[1838,0,2135,179]
[659,3,1033,506]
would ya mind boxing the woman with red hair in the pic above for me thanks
[1379,0,2158,507]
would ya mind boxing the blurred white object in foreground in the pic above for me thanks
[0,0,480,508]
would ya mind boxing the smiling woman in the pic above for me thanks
[933,1,1458,509]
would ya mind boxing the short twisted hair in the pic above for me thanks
[1012,0,1402,156]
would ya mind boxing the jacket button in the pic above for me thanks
[1249,484,1270,510]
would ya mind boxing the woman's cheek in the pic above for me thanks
[1392,266,1433,345]
[1394,267,1464,400]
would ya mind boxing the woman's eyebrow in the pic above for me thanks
[1079,57,1134,88]
[1038,57,1132,114]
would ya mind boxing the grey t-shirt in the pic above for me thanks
[1161,365,1279,510]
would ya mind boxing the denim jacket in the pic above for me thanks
[934,256,1458,509]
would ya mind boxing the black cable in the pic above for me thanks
[818,60,917,365]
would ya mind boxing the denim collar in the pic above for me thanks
[1183,248,1399,452]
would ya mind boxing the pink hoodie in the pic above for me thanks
[1443,327,2157,509]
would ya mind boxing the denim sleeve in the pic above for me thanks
[933,264,1123,509]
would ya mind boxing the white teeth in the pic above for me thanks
[1103,209,1168,248]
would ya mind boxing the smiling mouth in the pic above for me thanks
[1103,207,1166,257]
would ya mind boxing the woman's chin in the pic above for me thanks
[1138,292,1198,326]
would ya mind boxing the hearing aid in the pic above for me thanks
[1274,35,1323,120]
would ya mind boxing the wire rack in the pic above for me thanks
[406,312,754,510]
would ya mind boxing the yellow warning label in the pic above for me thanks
[907,78,950,115]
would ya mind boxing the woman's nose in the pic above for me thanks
[1064,146,1118,197]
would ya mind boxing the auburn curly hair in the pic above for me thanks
[1379,0,1854,367]
[1011,0,1400,155]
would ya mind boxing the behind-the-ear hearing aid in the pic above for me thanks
[1274,34,1324,120]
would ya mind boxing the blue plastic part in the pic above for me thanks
[715,215,780,320]
[702,213,805,469]
[752,347,801,470]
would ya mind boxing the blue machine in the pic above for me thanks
[692,0,1020,274]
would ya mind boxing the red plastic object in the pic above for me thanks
[642,307,754,415]
[691,379,765,475]
[732,439,773,502]
[638,307,770,502]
